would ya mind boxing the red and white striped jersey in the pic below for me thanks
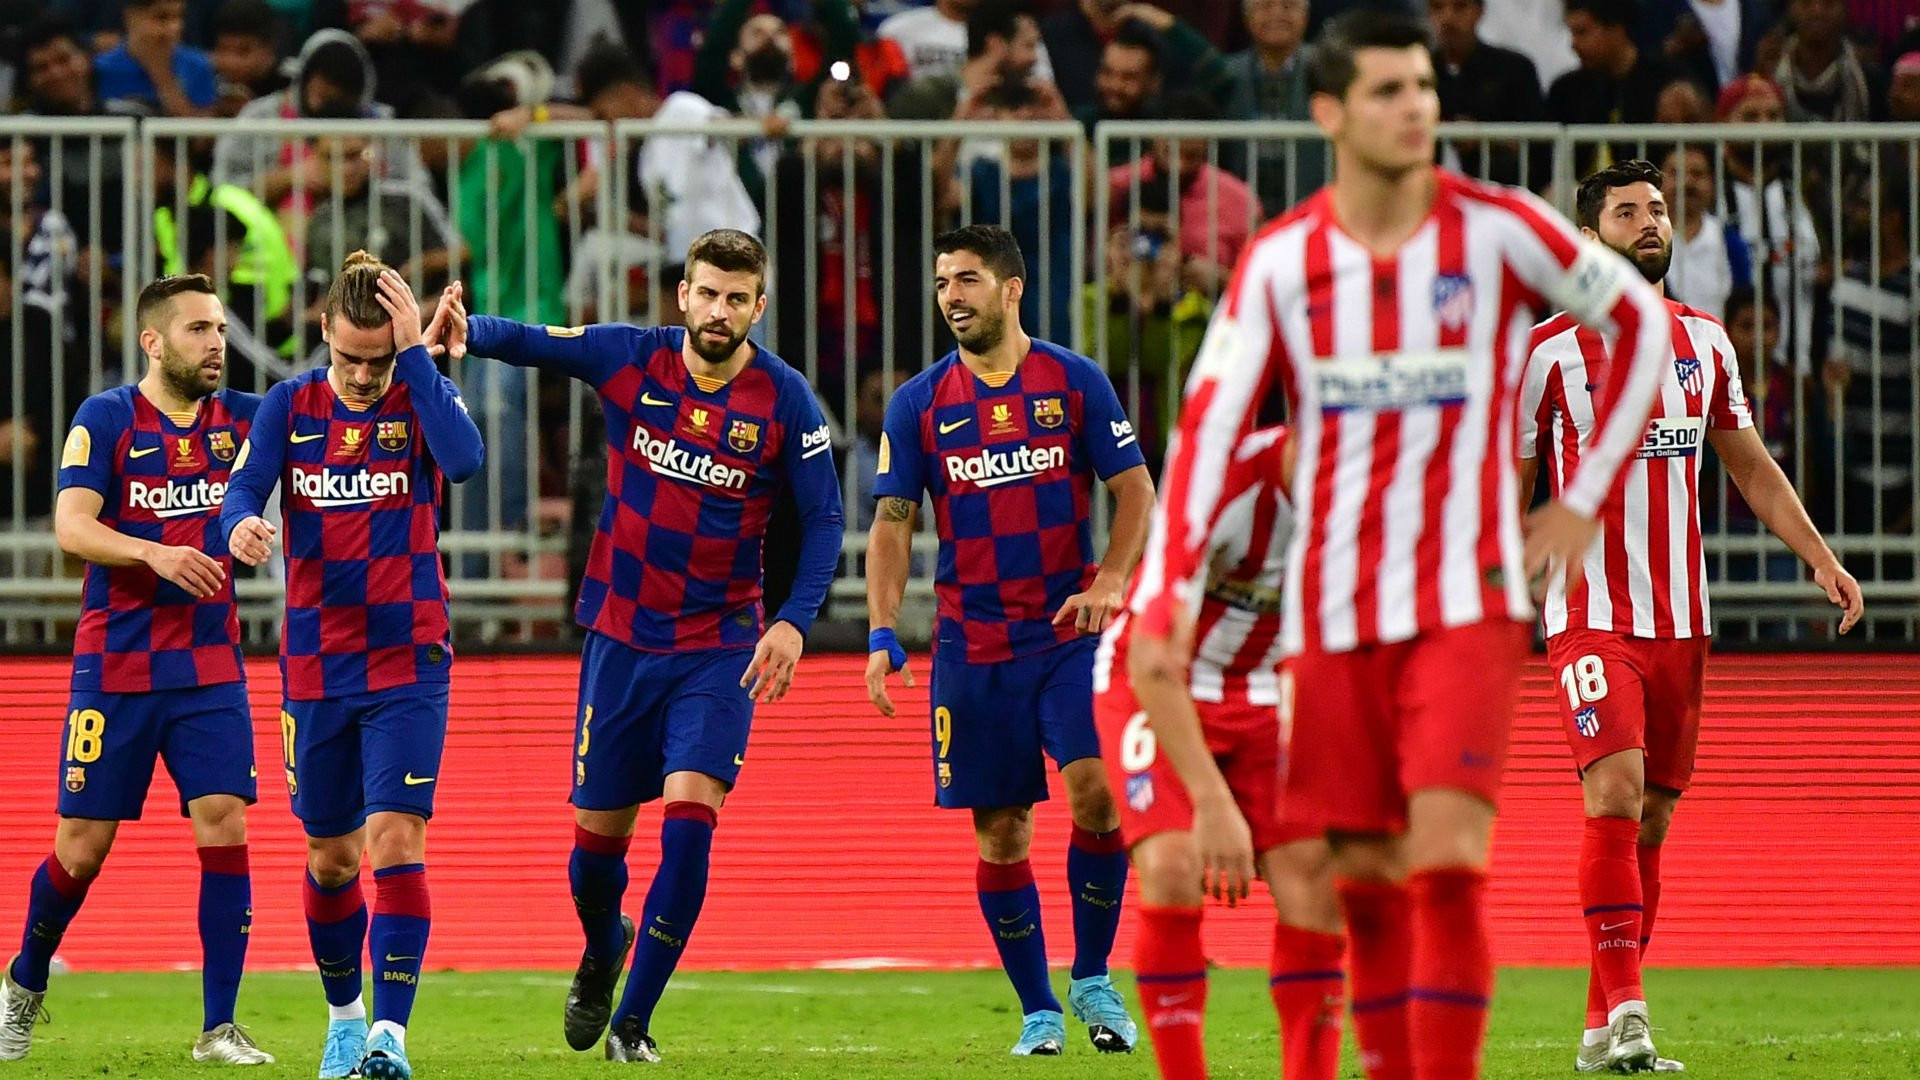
[1520,300,1752,639]
[1096,426,1294,704]
[1133,169,1673,656]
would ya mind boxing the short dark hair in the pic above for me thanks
[1564,0,1636,30]
[1161,88,1219,123]
[123,0,174,10]
[1722,285,1776,323]
[136,274,218,331]
[212,0,278,44]
[1576,159,1665,230]
[974,76,1037,112]
[966,0,1024,60]
[684,229,768,294]
[1109,20,1162,72]
[576,41,649,107]
[934,224,1026,284]
[1309,11,1432,99]
[302,39,368,106]
[20,15,86,59]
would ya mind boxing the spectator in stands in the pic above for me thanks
[344,0,475,118]
[17,18,129,278]
[19,17,101,118]
[1830,178,1916,542]
[1718,74,1822,377]
[1890,50,1920,119]
[693,0,860,180]
[881,0,1054,84]
[771,69,929,407]
[963,78,1077,342]
[1302,0,1420,40]
[1774,0,1887,122]
[1708,284,1807,591]
[300,131,456,309]
[1107,91,1258,297]
[849,366,913,532]
[208,0,287,111]
[0,140,82,372]
[1479,0,1578,88]
[1043,1,1229,114]
[1076,19,1172,166]
[1550,0,1681,176]
[0,245,67,531]
[1225,0,1325,211]
[1633,0,1770,96]
[888,0,1042,120]
[1662,142,1751,321]
[1655,75,1715,122]
[1430,0,1549,189]
[94,0,218,116]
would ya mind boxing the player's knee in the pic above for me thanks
[1133,833,1201,905]
[187,795,248,846]
[1638,790,1679,845]
[306,840,360,886]
[1328,834,1401,883]
[366,813,428,869]
[1067,785,1118,832]
[53,818,116,880]
[973,807,1033,863]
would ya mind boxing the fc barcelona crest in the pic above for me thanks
[207,430,236,462]
[377,420,410,452]
[1032,397,1064,429]
[727,419,761,454]
[64,766,85,793]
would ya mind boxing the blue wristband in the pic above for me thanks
[868,627,907,672]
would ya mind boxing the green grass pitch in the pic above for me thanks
[6,967,1917,1077]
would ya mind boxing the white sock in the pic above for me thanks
[1582,1026,1610,1048]
[1608,999,1649,1026]
[329,997,366,1023]
[369,1020,406,1050]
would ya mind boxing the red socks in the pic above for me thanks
[1270,922,1346,1080]
[1337,879,1412,1080]
[1579,817,1646,1029]
[1638,842,1663,955]
[1135,905,1208,1080]
[1406,868,1492,1080]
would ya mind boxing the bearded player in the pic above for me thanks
[1519,159,1863,1074]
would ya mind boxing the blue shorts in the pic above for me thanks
[281,683,449,838]
[929,637,1102,809]
[56,682,256,820]
[572,631,753,811]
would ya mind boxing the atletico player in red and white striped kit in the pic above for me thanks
[1131,14,1675,1080]
[1519,159,1863,1074]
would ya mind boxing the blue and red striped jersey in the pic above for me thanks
[463,317,844,652]
[57,386,261,693]
[221,347,483,700]
[874,340,1146,663]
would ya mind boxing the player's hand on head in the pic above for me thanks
[1815,561,1865,634]
[373,269,426,352]
[1524,501,1599,596]
[1191,794,1256,906]
[147,542,226,598]
[226,515,277,568]
[742,620,805,704]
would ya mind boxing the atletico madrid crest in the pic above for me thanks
[1675,355,1703,397]
[377,420,410,452]
[1032,397,1064,429]
[727,419,760,454]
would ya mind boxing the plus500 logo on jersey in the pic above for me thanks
[126,478,228,518]
[291,467,411,507]
[944,444,1066,488]
[1636,416,1704,459]
[633,428,749,491]
[1315,349,1471,412]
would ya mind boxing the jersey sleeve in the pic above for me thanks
[219,378,292,539]
[1517,323,1561,460]
[396,345,485,482]
[870,382,929,503]
[772,382,844,637]
[1706,325,1754,430]
[1074,361,1148,480]
[1498,189,1672,518]
[56,394,126,498]
[463,316,642,389]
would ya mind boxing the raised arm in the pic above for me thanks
[437,280,634,388]
[380,271,484,483]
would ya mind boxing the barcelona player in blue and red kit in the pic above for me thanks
[865,226,1156,1056]
[0,276,273,1066]
[437,228,842,1064]
[222,254,482,1080]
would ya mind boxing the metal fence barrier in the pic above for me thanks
[0,118,1911,644]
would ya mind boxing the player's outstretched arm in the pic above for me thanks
[1056,464,1154,634]
[1126,647,1255,905]
[220,380,293,568]
[1709,425,1864,633]
[444,282,638,390]
[864,496,919,719]
[378,270,485,483]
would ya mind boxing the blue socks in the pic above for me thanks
[613,802,716,1033]
[196,845,252,1030]
[370,864,430,1028]
[11,855,92,993]
[1067,825,1128,980]
[570,824,633,963]
[303,870,368,1008]
[977,858,1061,1015]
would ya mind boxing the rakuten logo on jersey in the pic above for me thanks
[126,478,227,519]
[632,428,748,491]
[291,467,411,507]
[943,444,1066,488]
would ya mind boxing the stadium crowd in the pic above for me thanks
[0,0,1916,590]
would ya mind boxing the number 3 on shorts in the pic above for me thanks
[1559,654,1609,709]
[1119,710,1156,772]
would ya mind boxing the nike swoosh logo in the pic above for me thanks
[383,954,419,963]
[654,916,682,928]
[996,911,1030,925]
[1600,920,1633,931]
[733,754,746,766]
[403,773,435,785]
[127,446,160,458]
[938,418,972,434]
[1082,882,1110,891]
[290,432,325,443]
[642,393,674,407]
[1156,993,1192,1007]
[318,955,353,966]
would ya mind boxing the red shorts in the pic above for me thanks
[1093,674,1317,854]
[1283,620,1530,834]
[1546,629,1708,792]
